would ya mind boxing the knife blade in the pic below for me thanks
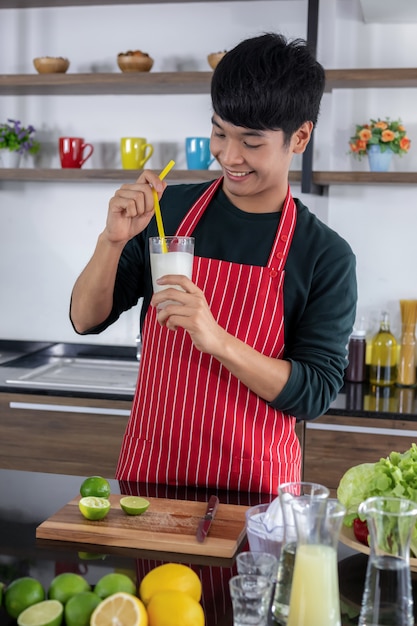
[196,495,219,543]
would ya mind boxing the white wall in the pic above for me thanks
[0,0,416,346]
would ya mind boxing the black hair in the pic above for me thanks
[211,32,325,145]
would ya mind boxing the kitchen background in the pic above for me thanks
[0,0,416,348]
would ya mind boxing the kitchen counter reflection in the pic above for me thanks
[330,381,417,419]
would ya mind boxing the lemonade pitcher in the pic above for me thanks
[286,498,346,626]
[358,496,417,626]
[271,482,329,625]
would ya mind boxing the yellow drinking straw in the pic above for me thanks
[152,159,175,253]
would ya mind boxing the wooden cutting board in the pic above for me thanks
[36,495,248,560]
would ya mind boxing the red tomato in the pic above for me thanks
[353,517,369,545]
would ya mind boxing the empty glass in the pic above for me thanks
[236,551,279,579]
[229,574,273,626]
[358,496,417,626]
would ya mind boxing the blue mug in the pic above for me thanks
[185,137,215,169]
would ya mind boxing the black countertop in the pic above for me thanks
[0,468,390,626]
[1,339,417,419]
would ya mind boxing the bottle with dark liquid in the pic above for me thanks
[369,311,397,386]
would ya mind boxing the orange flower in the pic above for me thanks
[398,124,405,132]
[400,136,411,151]
[357,140,368,151]
[374,121,388,130]
[359,128,372,142]
[349,142,360,152]
[381,130,395,142]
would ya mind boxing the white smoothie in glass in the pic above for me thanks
[149,236,194,305]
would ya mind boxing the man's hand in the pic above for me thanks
[105,170,166,245]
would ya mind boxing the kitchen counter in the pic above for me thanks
[0,467,395,626]
[1,339,417,419]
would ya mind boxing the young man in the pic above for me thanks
[70,32,357,494]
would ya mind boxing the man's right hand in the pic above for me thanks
[104,169,167,245]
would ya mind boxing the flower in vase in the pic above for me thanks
[0,118,40,155]
[348,118,411,161]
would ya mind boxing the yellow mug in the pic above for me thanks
[120,137,154,169]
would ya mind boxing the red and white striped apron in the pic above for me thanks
[116,178,301,494]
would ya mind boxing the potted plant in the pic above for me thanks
[0,118,40,167]
[349,118,411,171]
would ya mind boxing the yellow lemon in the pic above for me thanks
[80,476,111,499]
[90,592,148,626]
[5,577,45,619]
[16,599,63,626]
[79,496,111,521]
[139,563,202,606]
[147,590,205,626]
[94,573,136,599]
[48,573,91,605]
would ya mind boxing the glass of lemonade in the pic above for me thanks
[149,236,194,306]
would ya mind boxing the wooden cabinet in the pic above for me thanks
[302,413,417,496]
[0,393,132,476]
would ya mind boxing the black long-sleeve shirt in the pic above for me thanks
[76,181,357,420]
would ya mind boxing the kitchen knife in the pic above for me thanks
[196,495,219,542]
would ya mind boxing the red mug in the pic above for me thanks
[59,137,94,168]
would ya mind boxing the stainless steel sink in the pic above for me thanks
[6,357,139,393]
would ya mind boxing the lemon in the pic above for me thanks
[48,573,91,605]
[64,591,101,626]
[94,572,136,599]
[16,599,63,626]
[120,496,150,515]
[5,577,45,619]
[139,563,202,606]
[80,475,111,499]
[147,589,205,626]
[90,592,148,626]
[79,496,111,521]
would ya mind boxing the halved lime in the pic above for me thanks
[17,599,63,626]
[79,496,111,521]
[120,496,150,515]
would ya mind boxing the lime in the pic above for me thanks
[17,599,63,626]
[48,573,91,605]
[64,591,101,626]
[80,476,111,499]
[79,496,111,521]
[120,496,150,516]
[77,551,107,561]
[94,573,136,599]
[5,577,45,619]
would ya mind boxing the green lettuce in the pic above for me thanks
[336,443,417,555]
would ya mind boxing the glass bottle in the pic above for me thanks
[369,311,397,386]
[345,328,367,382]
[287,498,346,626]
[271,482,329,625]
[397,300,417,387]
[358,496,417,626]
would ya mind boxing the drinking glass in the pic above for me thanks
[236,551,278,579]
[229,574,273,626]
[149,236,194,307]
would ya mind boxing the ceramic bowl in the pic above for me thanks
[117,52,154,73]
[207,51,227,70]
[33,57,70,74]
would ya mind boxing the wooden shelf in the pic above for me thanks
[1,68,417,97]
[0,169,415,186]
[1,0,257,6]
[0,72,214,96]
[325,68,417,91]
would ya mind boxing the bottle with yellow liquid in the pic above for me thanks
[369,311,398,386]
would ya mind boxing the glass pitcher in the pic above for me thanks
[271,481,330,625]
[358,496,417,626]
[287,498,346,626]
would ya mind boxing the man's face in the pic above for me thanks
[210,114,309,212]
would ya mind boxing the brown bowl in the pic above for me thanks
[207,51,227,70]
[33,56,70,74]
[117,52,154,73]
